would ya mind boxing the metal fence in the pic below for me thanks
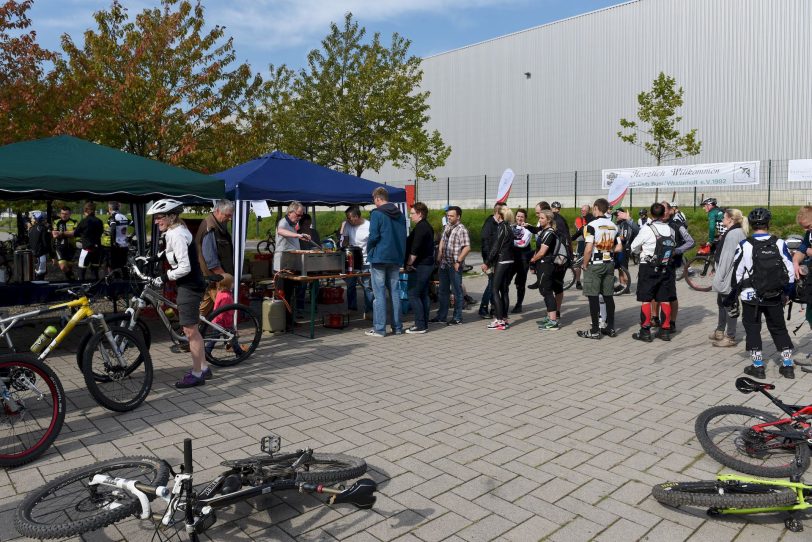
[399,159,811,210]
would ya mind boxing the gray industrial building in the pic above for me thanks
[374,0,812,209]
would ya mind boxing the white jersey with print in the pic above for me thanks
[584,217,618,263]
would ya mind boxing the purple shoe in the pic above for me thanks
[202,367,213,379]
[176,371,205,389]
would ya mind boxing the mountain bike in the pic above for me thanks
[112,258,262,367]
[256,228,276,255]
[652,473,811,532]
[0,353,65,468]
[15,434,377,541]
[694,377,812,478]
[0,280,151,412]
[561,254,583,290]
[684,254,715,291]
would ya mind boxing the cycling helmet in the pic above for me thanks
[147,198,185,215]
[638,209,648,217]
[748,207,772,228]
[551,201,562,209]
[701,197,717,206]
[31,210,45,222]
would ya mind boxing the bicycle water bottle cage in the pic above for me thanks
[736,377,775,394]
[261,434,281,455]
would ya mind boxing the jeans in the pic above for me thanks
[437,265,464,322]
[408,264,433,330]
[346,264,373,312]
[371,263,402,334]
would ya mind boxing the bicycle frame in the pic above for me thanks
[710,473,812,516]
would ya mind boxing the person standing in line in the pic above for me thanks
[481,207,514,330]
[405,202,435,334]
[274,201,311,331]
[702,197,726,251]
[29,211,50,281]
[572,203,593,290]
[576,198,621,339]
[637,208,650,228]
[613,208,638,295]
[63,202,104,280]
[649,201,694,332]
[107,202,130,277]
[672,202,688,226]
[710,208,748,347]
[529,209,562,330]
[431,206,470,326]
[194,199,234,316]
[340,205,373,314]
[508,209,533,313]
[733,208,795,379]
[52,206,77,280]
[147,199,209,388]
[478,203,504,319]
[365,187,407,337]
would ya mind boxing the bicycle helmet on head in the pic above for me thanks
[147,198,185,216]
[701,197,717,206]
[748,207,772,228]
[551,201,562,209]
[638,209,648,217]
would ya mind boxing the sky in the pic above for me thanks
[27,0,628,74]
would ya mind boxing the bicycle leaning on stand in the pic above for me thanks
[15,434,378,540]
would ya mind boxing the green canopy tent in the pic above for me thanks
[0,135,225,255]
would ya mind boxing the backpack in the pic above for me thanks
[650,224,676,270]
[541,229,571,268]
[747,236,788,299]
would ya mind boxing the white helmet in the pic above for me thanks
[147,198,185,215]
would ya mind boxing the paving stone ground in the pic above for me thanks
[3,272,812,541]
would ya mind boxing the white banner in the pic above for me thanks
[601,161,760,190]
[789,159,812,182]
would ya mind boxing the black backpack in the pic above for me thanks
[650,224,676,270]
[747,236,788,299]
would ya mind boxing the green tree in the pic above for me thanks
[292,13,437,177]
[56,0,260,171]
[392,128,451,183]
[617,72,701,165]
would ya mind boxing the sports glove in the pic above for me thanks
[151,276,164,288]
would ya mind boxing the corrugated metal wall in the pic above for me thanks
[372,0,812,206]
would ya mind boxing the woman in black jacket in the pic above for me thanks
[481,207,514,330]
[29,211,51,281]
[405,202,435,334]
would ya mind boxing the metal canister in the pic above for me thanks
[13,249,33,283]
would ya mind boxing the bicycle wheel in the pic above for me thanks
[561,265,577,290]
[674,262,685,281]
[221,452,367,484]
[75,314,151,373]
[257,240,275,255]
[685,256,715,292]
[614,267,631,294]
[695,405,810,478]
[652,480,797,509]
[81,328,153,412]
[15,456,169,540]
[0,357,65,468]
[200,303,261,367]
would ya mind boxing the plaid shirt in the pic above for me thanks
[440,222,470,268]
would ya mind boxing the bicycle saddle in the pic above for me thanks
[735,377,775,394]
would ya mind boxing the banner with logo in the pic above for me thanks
[601,161,760,190]
[789,159,812,182]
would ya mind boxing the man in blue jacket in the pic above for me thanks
[366,187,407,337]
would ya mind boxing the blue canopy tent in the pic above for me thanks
[216,151,406,300]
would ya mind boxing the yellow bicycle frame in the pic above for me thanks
[35,297,98,359]
[714,473,811,515]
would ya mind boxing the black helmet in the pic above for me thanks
[748,207,772,228]
[638,209,647,217]
[551,201,562,209]
[701,197,717,206]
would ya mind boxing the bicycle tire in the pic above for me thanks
[695,405,810,478]
[221,452,367,484]
[652,480,797,509]
[15,456,169,540]
[75,314,151,373]
[0,357,65,468]
[561,265,577,290]
[81,328,153,412]
[200,303,261,367]
[685,256,715,292]
[257,240,275,255]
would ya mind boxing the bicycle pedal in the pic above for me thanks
[261,434,281,455]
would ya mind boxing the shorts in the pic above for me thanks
[78,247,102,269]
[55,245,75,263]
[176,286,205,327]
[582,261,615,297]
[636,263,676,302]
[538,262,565,295]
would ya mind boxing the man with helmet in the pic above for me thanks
[732,207,795,379]
[702,197,726,250]
[637,208,650,228]
[147,199,210,388]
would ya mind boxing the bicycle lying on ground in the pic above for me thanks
[15,434,377,540]
[101,258,262,368]
[694,377,811,479]
[652,472,812,532]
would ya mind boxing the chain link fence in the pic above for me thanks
[404,159,810,210]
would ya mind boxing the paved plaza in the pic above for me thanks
[3,273,812,541]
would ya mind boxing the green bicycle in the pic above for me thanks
[652,473,812,532]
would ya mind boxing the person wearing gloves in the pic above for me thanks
[147,199,209,389]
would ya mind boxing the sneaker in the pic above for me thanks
[709,330,724,341]
[405,326,427,334]
[744,364,766,379]
[392,329,404,336]
[365,329,386,337]
[656,327,671,341]
[779,364,796,379]
[447,319,463,326]
[464,295,477,305]
[575,282,583,290]
[202,367,213,379]
[511,305,523,314]
[536,317,551,326]
[527,278,540,290]
[600,328,617,338]
[576,329,602,340]
[478,311,491,319]
[712,336,737,347]
[487,320,506,330]
[539,319,559,331]
[175,371,205,389]
[170,343,191,354]
[632,327,653,342]
[429,317,447,324]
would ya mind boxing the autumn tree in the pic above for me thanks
[56,0,260,171]
[617,72,701,165]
